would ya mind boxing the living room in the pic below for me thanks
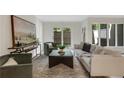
[0,15,124,78]
[1,0,124,92]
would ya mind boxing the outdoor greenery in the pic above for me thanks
[92,24,107,30]
[63,27,71,32]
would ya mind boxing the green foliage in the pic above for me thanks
[58,44,65,49]
[53,28,61,32]
[92,24,107,30]
[92,24,100,30]
[63,27,71,32]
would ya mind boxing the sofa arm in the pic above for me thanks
[0,64,32,78]
[91,55,124,77]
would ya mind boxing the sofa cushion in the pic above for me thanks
[47,43,53,48]
[82,43,91,52]
[80,57,91,72]
[102,48,121,57]
[90,44,97,53]
[93,46,104,54]
[74,49,90,57]
[80,42,84,49]
[3,58,18,66]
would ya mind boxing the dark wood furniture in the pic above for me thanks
[49,50,73,68]
[8,43,41,58]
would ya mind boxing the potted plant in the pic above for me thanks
[58,44,65,52]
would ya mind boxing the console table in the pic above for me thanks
[8,43,42,58]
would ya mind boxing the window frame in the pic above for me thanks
[92,23,124,47]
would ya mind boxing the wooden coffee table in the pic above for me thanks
[49,50,73,68]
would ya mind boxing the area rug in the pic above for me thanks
[32,56,88,78]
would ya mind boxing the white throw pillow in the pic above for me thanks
[80,42,84,49]
[90,44,97,53]
[48,43,53,48]
[3,58,18,66]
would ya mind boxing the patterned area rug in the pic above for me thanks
[32,55,88,78]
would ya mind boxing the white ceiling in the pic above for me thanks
[36,15,124,22]
[36,15,88,22]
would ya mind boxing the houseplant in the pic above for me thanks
[58,45,65,55]
[58,45,65,51]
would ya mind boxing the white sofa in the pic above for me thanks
[74,43,124,77]
[91,54,124,77]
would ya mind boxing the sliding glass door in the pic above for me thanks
[117,24,123,46]
[92,24,99,45]
[109,24,115,46]
[100,24,107,46]
[92,23,124,46]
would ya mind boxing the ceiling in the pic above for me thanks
[36,15,124,22]
[36,15,87,22]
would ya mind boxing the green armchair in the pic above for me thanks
[0,53,32,78]
[44,42,57,56]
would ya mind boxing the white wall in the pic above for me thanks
[0,15,43,56]
[0,16,12,56]
[43,22,82,47]
[36,18,43,54]
[81,19,92,43]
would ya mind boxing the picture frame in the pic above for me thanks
[11,15,36,48]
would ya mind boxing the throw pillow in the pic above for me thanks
[48,43,53,48]
[90,44,97,53]
[3,58,18,66]
[93,46,104,54]
[82,43,91,52]
[74,44,81,49]
[80,42,84,49]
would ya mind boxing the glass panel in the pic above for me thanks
[109,24,115,46]
[63,27,71,46]
[92,24,99,45]
[100,24,107,46]
[53,28,61,45]
[117,24,123,46]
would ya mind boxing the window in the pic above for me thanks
[92,24,124,46]
[54,28,61,45]
[109,24,115,46]
[53,27,71,46]
[63,28,71,46]
[117,24,123,46]
[100,24,107,46]
[92,24,99,45]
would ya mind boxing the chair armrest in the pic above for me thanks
[91,54,124,77]
[0,64,32,78]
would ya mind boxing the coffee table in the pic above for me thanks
[49,50,73,68]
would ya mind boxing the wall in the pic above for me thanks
[81,19,92,43]
[0,15,43,56]
[36,18,43,54]
[0,16,12,56]
[43,22,82,47]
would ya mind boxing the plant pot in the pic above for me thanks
[60,49,64,52]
